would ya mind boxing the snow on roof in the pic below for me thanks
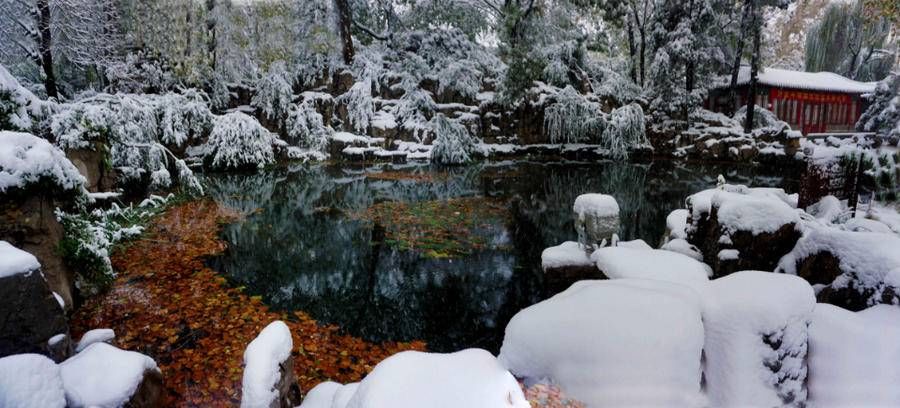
[726,67,876,94]
[0,240,40,278]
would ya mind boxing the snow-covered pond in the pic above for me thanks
[205,160,798,352]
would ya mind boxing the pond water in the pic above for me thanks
[205,160,799,353]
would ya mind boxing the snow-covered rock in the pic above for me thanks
[241,321,300,408]
[60,342,162,408]
[0,353,66,408]
[499,279,705,407]
[664,208,689,242]
[591,246,711,292]
[573,194,619,247]
[302,349,528,408]
[0,131,85,194]
[777,227,900,310]
[660,238,704,261]
[0,240,40,278]
[75,329,115,353]
[541,241,593,271]
[0,243,68,360]
[702,271,815,407]
[808,304,900,407]
[687,184,802,277]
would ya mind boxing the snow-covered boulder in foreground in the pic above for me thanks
[241,321,300,408]
[0,241,69,360]
[0,131,85,195]
[808,304,900,407]
[702,271,815,407]
[777,227,900,310]
[0,353,66,408]
[573,194,619,247]
[300,349,529,408]
[499,279,705,407]
[591,246,711,292]
[75,329,115,353]
[60,342,162,407]
[687,184,801,277]
[541,241,604,294]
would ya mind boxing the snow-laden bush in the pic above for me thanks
[338,79,375,133]
[0,64,46,132]
[430,114,479,165]
[857,72,900,141]
[542,40,586,89]
[605,103,649,159]
[734,105,785,130]
[544,86,606,144]
[589,60,643,106]
[57,194,171,295]
[0,131,86,196]
[285,100,329,152]
[437,60,482,100]
[50,93,206,194]
[252,61,294,123]
[203,112,277,170]
[104,52,175,94]
[395,86,437,142]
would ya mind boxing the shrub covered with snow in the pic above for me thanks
[252,61,295,124]
[429,114,479,165]
[338,79,375,134]
[301,349,528,408]
[57,194,172,295]
[0,64,46,132]
[544,86,605,144]
[0,131,86,197]
[499,279,705,407]
[202,112,278,170]
[241,321,294,408]
[857,72,900,141]
[50,93,206,193]
[0,353,66,408]
[604,103,649,159]
[702,271,815,407]
[285,100,330,153]
[808,304,900,407]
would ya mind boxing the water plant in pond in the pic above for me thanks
[354,197,511,258]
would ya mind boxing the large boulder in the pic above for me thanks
[590,246,711,293]
[499,279,705,407]
[687,184,801,277]
[702,271,815,407]
[60,342,163,408]
[241,321,301,408]
[776,228,900,311]
[0,241,69,360]
[64,141,116,193]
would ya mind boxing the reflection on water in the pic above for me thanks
[205,160,798,353]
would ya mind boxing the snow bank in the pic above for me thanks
[702,271,815,407]
[241,321,293,408]
[302,350,528,408]
[0,240,40,278]
[499,279,705,407]
[808,304,900,407]
[0,131,85,194]
[75,329,115,353]
[0,353,66,408]
[591,246,711,292]
[540,241,592,271]
[60,342,160,407]
[777,228,900,302]
[343,349,528,408]
[661,238,704,261]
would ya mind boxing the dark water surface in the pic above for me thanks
[205,160,799,353]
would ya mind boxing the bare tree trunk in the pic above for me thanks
[334,0,355,65]
[729,0,752,115]
[639,26,646,87]
[35,0,58,98]
[627,21,637,83]
[745,1,761,134]
[206,0,216,70]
